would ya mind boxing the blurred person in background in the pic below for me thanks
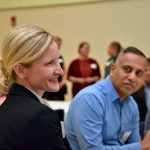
[132,85,147,139]
[144,58,150,133]
[104,41,122,78]
[67,41,101,97]
[43,36,67,100]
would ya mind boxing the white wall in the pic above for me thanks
[0,0,150,100]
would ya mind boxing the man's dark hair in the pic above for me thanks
[110,42,122,54]
[115,47,146,64]
[147,57,150,64]
[123,47,146,58]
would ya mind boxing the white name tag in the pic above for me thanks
[105,61,111,66]
[90,63,97,69]
[60,121,65,138]
[121,131,132,143]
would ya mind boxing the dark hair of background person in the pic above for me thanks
[104,41,122,78]
[110,41,122,54]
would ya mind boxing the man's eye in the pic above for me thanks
[123,66,132,73]
[136,71,144,77]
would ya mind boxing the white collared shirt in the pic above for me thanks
[26,88,51,108]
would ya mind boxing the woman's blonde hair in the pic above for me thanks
[0,24,53,95]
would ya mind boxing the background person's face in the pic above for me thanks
[79,43,90,57]
[107,45,117,57]
[23,41,64,96]
[107,45,113,56]
[110,53,146,100]
[145,65,150,84]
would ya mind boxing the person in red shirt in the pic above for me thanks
[67,42,101,97]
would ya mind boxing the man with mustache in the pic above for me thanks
[65,47,150,150]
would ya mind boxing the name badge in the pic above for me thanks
[60,121,65,138]
[90,63,97,69]
[105,61,111,66]
[121,131,132,143]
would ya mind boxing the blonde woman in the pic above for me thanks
[43,36,67,100]
[0,25,70,149]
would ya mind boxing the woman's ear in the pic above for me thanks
[13,64,26,79]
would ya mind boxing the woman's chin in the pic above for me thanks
[47,86,60,92]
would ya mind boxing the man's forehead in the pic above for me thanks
[120,62,146,72]
[119,54,146,69]
[120,53,146,62]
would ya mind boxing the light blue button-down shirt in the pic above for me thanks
[65,76,142,150]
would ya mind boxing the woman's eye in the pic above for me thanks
[45,61,53,66]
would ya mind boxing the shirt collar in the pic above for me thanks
[26,87,51,107]
[102,76,130,103]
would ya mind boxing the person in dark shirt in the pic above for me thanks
[104,41,122,78]
[132,86,147,122]
[144,58,150,133]
[132,86,147,138]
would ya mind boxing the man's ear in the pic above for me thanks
[110,63,116,70]
[13,64,26,79]
[110,63,116,76]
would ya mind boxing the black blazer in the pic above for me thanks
[0,83,68,150]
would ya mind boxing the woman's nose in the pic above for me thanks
[56,63,64,76]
